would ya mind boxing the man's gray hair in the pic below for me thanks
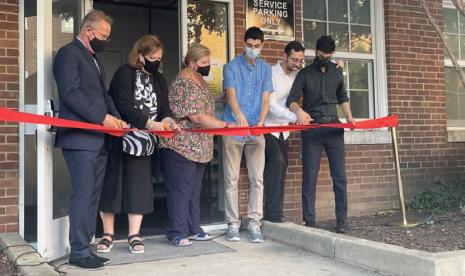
[81,9,113,29]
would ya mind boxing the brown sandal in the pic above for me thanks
[96,233,114,253]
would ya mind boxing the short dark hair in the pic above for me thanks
[244,27,264,42]
[284,41,305,55]
[316,35,336,53]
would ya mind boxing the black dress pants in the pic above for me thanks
[63,145,108,259]
[301,128,347,224]
[264,133,289,219]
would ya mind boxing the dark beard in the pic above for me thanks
[315,56,331,69]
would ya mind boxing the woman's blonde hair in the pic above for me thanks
[128,35,163,70]
[184,44,211,67]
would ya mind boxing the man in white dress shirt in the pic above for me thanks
[263,41,304,222]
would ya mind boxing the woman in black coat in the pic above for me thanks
[97,35,178,254]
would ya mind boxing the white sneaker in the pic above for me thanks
[226,223,240,242]
[247,224,264,243]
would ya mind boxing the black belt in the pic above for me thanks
[311,116,339,124]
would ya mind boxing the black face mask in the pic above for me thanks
[143,57,160,73]
[196,65,210,77]
[89,36,108,53]
[315,56,332,69]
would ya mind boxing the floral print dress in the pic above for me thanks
[159,76,214,163]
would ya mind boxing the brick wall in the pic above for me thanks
[0,0,19,233]
[233,0,465,224]
[385,0,465,195]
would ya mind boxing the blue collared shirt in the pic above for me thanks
[222,54,273,126]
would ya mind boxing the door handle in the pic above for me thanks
[44,99,57,132]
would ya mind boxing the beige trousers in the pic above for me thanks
[222,135,265,226]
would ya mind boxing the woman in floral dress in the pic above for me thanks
[159,44,233,246]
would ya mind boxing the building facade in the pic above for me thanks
[0,0,464,260]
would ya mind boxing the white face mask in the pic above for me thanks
[245,47,261,59]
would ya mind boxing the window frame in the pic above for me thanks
[443,1,465,132]
[301,0,387,120]
[300,0,389,144]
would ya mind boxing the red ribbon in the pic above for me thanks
[0,108,398,137]
[189,115,399,136]
[0,108,175,138]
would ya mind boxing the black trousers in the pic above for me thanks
[301,128,347,224]
[264,133,289,219]
[62,146,108,259]
[160,148,205,241]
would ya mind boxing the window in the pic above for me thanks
[302,0,386,120]
[186,0,230,98]
[443,4,465,127]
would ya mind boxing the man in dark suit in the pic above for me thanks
[53,9,126,269]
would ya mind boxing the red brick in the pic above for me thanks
[0,214,17,224]
[6,224,17,232]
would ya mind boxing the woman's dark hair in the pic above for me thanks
[244,27,264,42]
[284,41,305,55]
[316,35,336,53]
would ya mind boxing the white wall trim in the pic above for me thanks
[228,0,236,60]
[443,0,456,9]
[373,0,388,118]
[304,49,374,60]
[18,0,25,239]
[345,130,392,145]
[447,128,465,142]
[444,59,465,67]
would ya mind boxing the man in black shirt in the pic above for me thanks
[286,36,355,233]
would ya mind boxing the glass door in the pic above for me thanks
[21,0,90,261]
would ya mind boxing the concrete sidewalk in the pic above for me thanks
[58,233,384,276]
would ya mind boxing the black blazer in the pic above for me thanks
[53,38,120,151]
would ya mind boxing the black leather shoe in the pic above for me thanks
[336,222,347,234]
[304,221,316,228]
[91,252,111,265]
[69,256,104,270]
[264,216,287,223]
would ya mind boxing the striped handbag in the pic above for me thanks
[122,129,157,156]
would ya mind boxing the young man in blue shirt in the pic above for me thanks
[222,27,273,243]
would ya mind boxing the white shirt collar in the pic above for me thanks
[275,61,298,78]
[76,36,85,46]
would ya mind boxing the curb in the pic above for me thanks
[0,233,59,276]
[262,221,465,276]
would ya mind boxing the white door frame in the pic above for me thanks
[28,0,92,261]
[36,0,70,261]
